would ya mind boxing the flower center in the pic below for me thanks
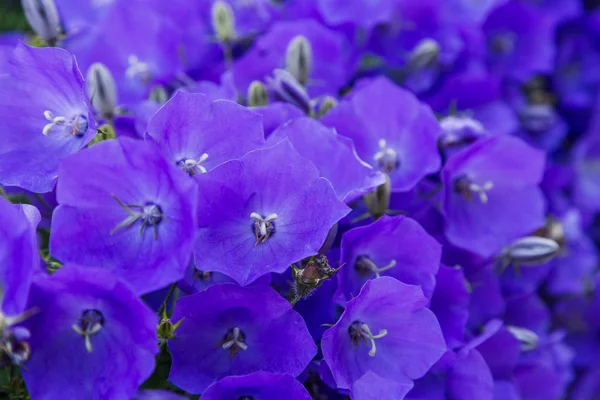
[489,31,516,55]
[373,139,399,173]
[72,309,104,353]
[193,269,213,282]
[126,54,151,82]
[43,110,88,137]
[0,310,35,367]
[218,327,247,358]
[110,195,165,240]
[238,397,254,400]
[250,212,277,244]
[507,325,539,351]
[454,175,494,204]
[354,255,396,278]
[177,153,209,176]
[348,321,388,357]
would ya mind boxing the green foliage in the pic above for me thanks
[0,4,30,33]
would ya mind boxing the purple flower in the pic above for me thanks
[322,76,441,192]
[132,390,187,400]
[194,139,350,286]
[430,265,470,349]
[253,102,305,138]
[146,91,265,176]
[268,117,385,202]
[0,198,39,316]
[316,0,395,30]
[232,19,352,98]
[483,1,555,81]
[335,215,441,304]
[168,283,317,394]
[50,137,198,294]
[21,266,158,399]
[202,372,312,400]
[0,44,96,193]
[573,132,600,213]
[64,0,184,105]
[441,135,546,258]
[322,277,447,398]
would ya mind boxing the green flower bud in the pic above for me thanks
[316,96,337,119]
[211,0,237,44]
[285,35,313,86]
[363,173,391,219]
[247,80,268,107]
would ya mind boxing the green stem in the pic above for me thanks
[157,283,178,317]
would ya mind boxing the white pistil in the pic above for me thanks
[250,212,278,243]
[72,322,103,353]
[221,327,247,351]
[468,181,494,204]
[183,153,209,175]
[373,139,398,172]
[361,324,388,357]
[43,110,67,136]
[126,55,151,81]
[358,257,397,278]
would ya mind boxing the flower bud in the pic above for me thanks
[315,96,338,119]
[266,69,312,114]
[408,38,440,70]
[507,325,539,351]
[149,86,169,104]
[21,0,61,45]
[86,63,117,120]
[211,0,237,44]
[518,104,555,132]
[87,124,116,147]
[363,173,391,219]
[504,236,560,266]
[247,80,268,107]
[285,35,313,86]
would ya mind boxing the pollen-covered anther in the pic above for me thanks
[179,153,209,176]
[373,139,399,173]
[219,327,247,358]
[349,321,388,357]
[250,212,277,244]
[354,255,396,278]
[72,309,104,353]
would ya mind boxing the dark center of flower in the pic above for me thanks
[218,327,247,358]
[111,195,165,240]
[489,32,516,55]
[42,110,88,137]
[348,320,388,357]
[373,139,399,173]
[72,309,104,353]
[0,309,36,367]
[177,153,209,176]
[238,397,254,400]
[250,212,277,245]
[354,255,396,278]
[193,269,213,282]
[453,175,494,204]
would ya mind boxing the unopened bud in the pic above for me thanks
[157,309,184,345]
[363,173,391,219]
[504,236,560,266]
[247,80,268,107]
[408,38,440,70]
[266,69,312,114]
[315,96,338,119]
[87,63,117,120]
[518,104,555,133]
[286,35,312,86]
[507,326,539,351]
[149,86,169,104]
[211,0,237,44]
[21,0,60,45]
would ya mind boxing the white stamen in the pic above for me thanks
[42,110,69,136]
[182,153,209,175]
[507,325,539,351]
[468,181,494,204]
[373,139,398,172]
[250,212,278,243]
[361,324,388,357]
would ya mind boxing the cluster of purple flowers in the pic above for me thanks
[0,0,599,398]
